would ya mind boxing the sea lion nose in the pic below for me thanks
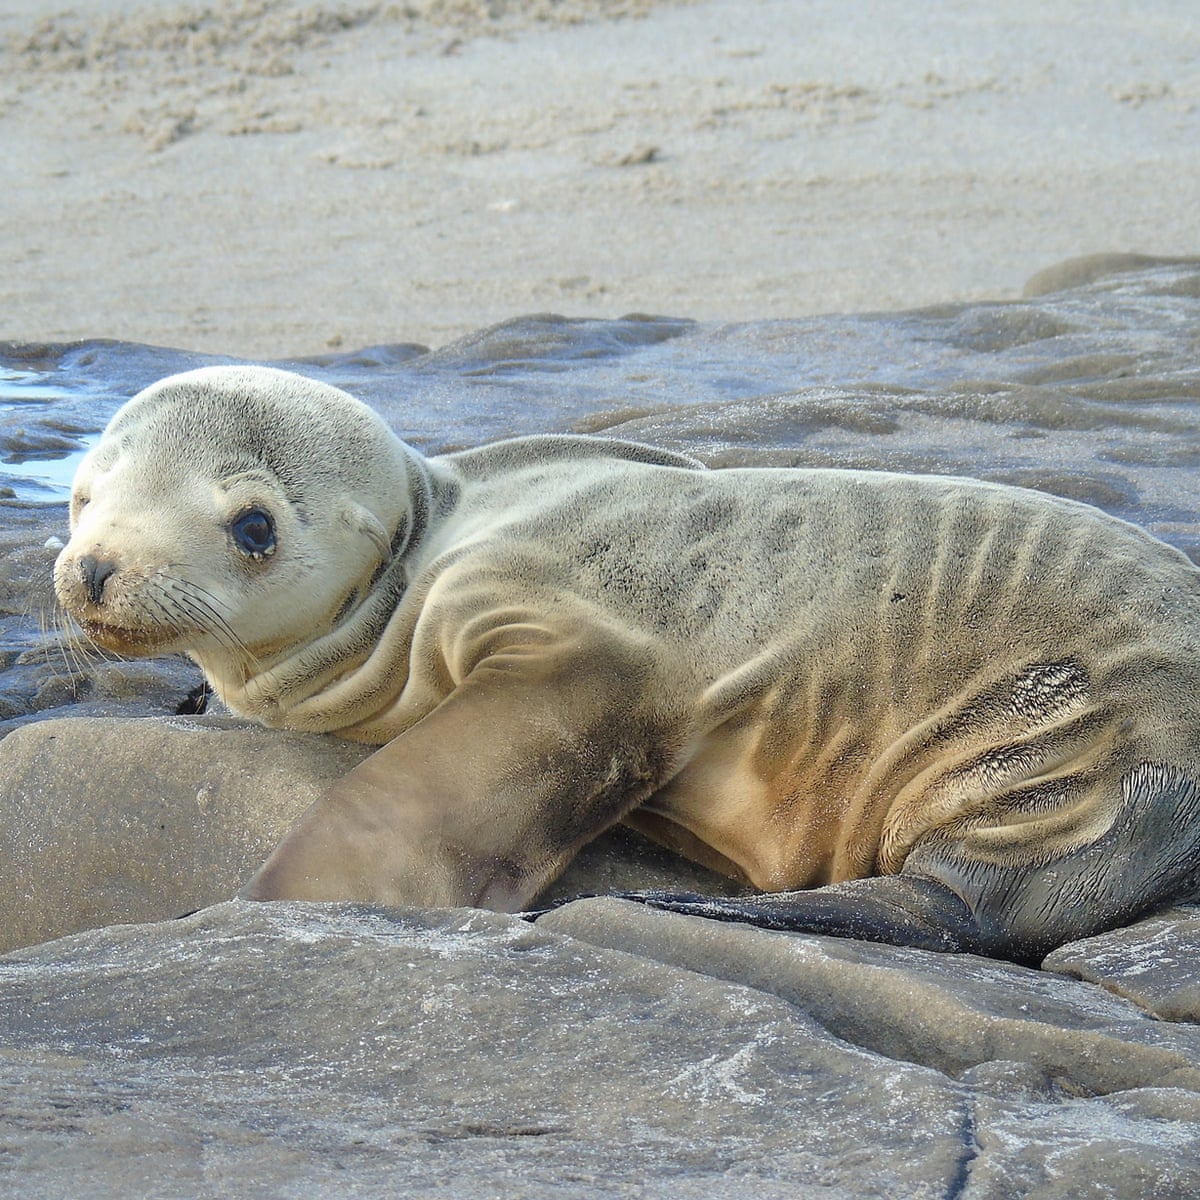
[78,554,117,605]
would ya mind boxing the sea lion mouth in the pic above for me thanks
[75,617,178,656]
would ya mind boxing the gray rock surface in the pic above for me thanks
[1044,909,1200,1023]
[5,901,1200,1198]
[0,716,366,951]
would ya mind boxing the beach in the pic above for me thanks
[7,5,1200,1193]
[2,0,1198,358]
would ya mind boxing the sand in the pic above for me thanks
[1,0,1198,358]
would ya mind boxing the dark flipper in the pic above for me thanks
[530,765,1200,965]
[553,875,984,958]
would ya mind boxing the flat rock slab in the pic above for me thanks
[541,900,1200,1096]
[5,902,1200,1199]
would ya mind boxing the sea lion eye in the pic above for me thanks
[231,508,276,560]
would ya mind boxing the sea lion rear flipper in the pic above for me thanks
[585,761,1200,965]
[547,875,981,957]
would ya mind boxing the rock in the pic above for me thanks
[0,715,367,951]
[4,901,1200,1197]
[540,899,1200,1096]
[1044,907,1200,1022]
[1021,252,1200,297]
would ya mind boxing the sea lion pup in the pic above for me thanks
[54,365,1200,964]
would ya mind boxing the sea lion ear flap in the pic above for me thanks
[340,502,392,563]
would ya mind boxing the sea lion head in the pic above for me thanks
[54,365,431,698]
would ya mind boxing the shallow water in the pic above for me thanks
[2,255,1199,727]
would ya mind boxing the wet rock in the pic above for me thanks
[1044,907,1200,1022]
[1021,252,1200,297]
[0,903,973,1199]
[4,902,1200,1198]
[540,899,1200,1096]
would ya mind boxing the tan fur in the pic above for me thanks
[54,366,1200,915]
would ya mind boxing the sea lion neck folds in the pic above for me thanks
[53,365,1200,963]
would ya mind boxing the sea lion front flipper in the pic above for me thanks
[556,876,981,957]
[240,629,682,910]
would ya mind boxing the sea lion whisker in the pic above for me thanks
[51,602,113,670]
[175,586,252,657]
[159,572,244,635]
[63,619,99,675]
[43,604,91,680]
[160,582,260,673]
[144,584,222,645]
[36,603,118,710]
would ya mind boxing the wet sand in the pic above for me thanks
[1,0,1198,357]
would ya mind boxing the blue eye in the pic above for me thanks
[231,509,276,559]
